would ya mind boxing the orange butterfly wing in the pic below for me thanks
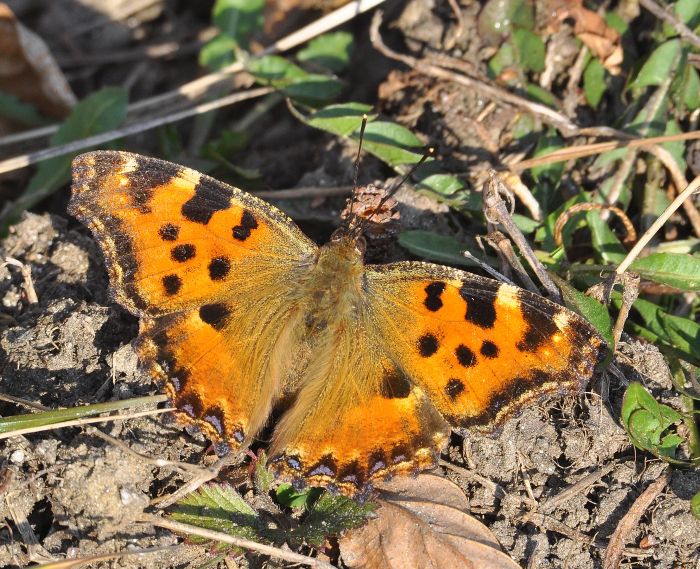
[69,151,315,316]
[269,259,606,494]
[364,262,607,431]
[69,151,316,449]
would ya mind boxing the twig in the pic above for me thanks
[27,545,182,568]
[540,463,617,513]
[86,427,209,475]
[603,469,670,569]
[153,453,242,509]
[253,185,353,200]
[2,257,38,303]
[483,172,561,300]
[616,175,700,275]
[0,407,169,439]
[439,460,508,500]
[512,130,700,171]
[0,0,387,149]
[0,393,50,411]
[369,11,580,136]
[139,513,336,569]
[0,88,273,176]
[638,0,700,50]
[554,203,637,248]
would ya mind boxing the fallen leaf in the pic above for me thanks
[0,2,76,124]
[339,473,520,569]
[549,0,623,75]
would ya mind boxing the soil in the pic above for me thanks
[0,1,699,568]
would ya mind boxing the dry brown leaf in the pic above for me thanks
[339,473,520,569]
[549,0,623,75]
[0,2,76,121]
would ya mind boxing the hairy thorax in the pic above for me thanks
[298,235,365,333]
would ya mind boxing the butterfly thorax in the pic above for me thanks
[299,234,364,332]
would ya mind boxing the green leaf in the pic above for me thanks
[625,295,700,362]
[248,55,342,105]
[302,102,373,136]
[632,39,682,89]
[622,383,684,460]
[512,28,545,72]
[171,484,260,542]
[553,275,614,349]
[213,0,264,43]
[398,231,477,267]
[587,210,627,264]
[630,253,700,291]
[512,213,540,234]
[0,87,128,232]
[583,58,606,108]
[415,174,470,204]
[525,83,558,107]
[296,492,375,547]
[199,33,238,70]
[0,91,50,127]
[276,484,323,509]
[678,63,700,111]
[674,0,700,26]
[692,490,700,519]
[361,120,424,166]
[297,32,353,73]
[487,42,516,79]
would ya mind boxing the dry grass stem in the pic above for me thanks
[0,406,170,440]
[0,88,273,175]
[554,203,637,248]
[638,0,700,49]
[616,174,700,275]
[603,469,670,569]
[140,514,336,569]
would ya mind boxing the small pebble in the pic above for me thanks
[10,450,25,464]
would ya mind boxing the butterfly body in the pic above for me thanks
[69,150,607,495]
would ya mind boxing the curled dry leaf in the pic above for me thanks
[339,473,520,569]
[549,0,623,75]
[0,2,76,122]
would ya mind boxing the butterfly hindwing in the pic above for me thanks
[69,151,315,317]
[364,262,608,431]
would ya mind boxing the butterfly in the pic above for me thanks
[68,150,607,495]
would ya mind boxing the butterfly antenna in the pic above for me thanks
[347,114,369,228]
[360,147,434,230]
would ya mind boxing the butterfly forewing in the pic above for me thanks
[69,151,315,317]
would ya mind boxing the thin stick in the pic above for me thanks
[140,514,336,569]
[603,469,670,569]
[0,88,273,176]
[512,130,700,171]
[0,0,387,149]
[638,0,700,50]
[616,175,700,276]
[0,407,169,439]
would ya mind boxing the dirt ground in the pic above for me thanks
[0,1,699,568]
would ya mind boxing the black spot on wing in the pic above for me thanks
[177,390,205,419]
[380,369,412,399]
[232,209,259,241]
[181,178,233,224]
[199,303,231,330]
[424,281,445,312]
[418,333,439,357]
[208,256,231,280]
[159,223,179,241]
[445,378,465,400]
[480,340,499,358]
[455,344,477,367]
[460,283,498,329]
[162,274,182,295]
[171,243,196,262]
